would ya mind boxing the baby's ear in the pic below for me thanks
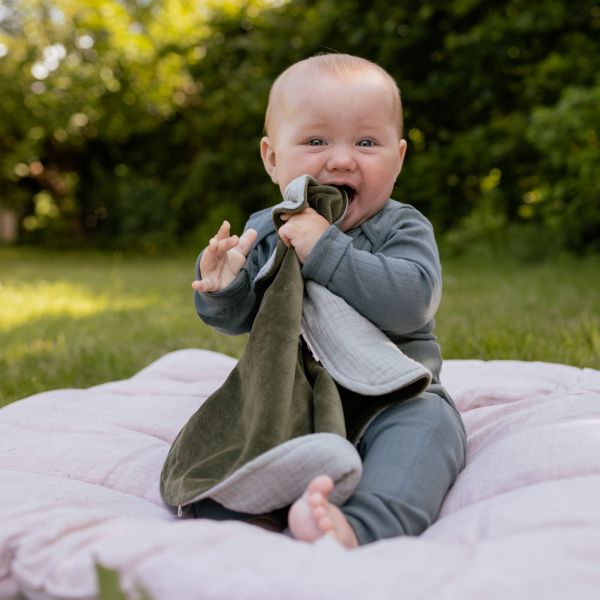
[260,136,278,183]
[396,139,408,176]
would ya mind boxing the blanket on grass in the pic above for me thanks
[160,175,431,515]
[1,352,600,600]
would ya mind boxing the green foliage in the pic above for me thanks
[86,163,178,251]
[96,564,154,600]
[96,565,130,600]
[0,0,599,253]
[526,85,600,252]
[0,0,269,247]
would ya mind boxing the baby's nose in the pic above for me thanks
[325,146,357,171]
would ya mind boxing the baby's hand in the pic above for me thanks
[278,208,329,264]
[193,221,257,293]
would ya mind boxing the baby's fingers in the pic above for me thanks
[236,228,257,256]
[192,278,216,293]
[200,235,236,273]
[215,220,231,240]
[192,279,205,292]
[209,234,239,257]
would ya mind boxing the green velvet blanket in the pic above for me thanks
[161,178,355,512]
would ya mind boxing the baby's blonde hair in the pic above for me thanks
[264,53,403,137]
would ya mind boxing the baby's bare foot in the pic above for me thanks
[288,475,358,549]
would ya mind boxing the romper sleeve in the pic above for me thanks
[301,203,442,337]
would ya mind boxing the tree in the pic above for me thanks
[0,0,267,247]
[1,0,598,253]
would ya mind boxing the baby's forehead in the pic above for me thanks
[273,66,394,112]
[282,63,388,92]
[265,59,402,136]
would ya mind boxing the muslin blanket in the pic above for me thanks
[2,352,599,600]
[160,175,431,515]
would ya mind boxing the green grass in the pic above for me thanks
[1,247,598,407]
[437,253,600,367]
[0,247,246,407]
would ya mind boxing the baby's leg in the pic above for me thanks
[289,392,466,547]
[288,475,358,548]
[340,392,466,545]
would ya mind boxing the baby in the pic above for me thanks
[192,53,466,548]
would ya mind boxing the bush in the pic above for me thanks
[1,0,599,254]
[526,85,600,253]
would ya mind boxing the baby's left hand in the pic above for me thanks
[278,208,330,264]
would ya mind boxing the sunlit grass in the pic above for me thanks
[1,281,154,331]
[1,247,598,407]
[0,247,247,406]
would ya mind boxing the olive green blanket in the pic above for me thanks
[160,175,431,515]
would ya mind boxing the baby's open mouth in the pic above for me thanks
[334,184,357,203]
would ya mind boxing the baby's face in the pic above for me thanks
[261,69,406,232]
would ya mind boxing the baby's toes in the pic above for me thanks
[313,504,327,521]
[318,515,334,534]
[308,492,325,508]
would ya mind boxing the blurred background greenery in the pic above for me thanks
[1,0,599,404]
[1,0,598,257]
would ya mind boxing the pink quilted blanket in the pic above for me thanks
[1,350,599,600]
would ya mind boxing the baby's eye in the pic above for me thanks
[307,138,325,146]
[357,139,374,147]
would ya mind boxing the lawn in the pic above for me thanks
[1,247,598,407]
